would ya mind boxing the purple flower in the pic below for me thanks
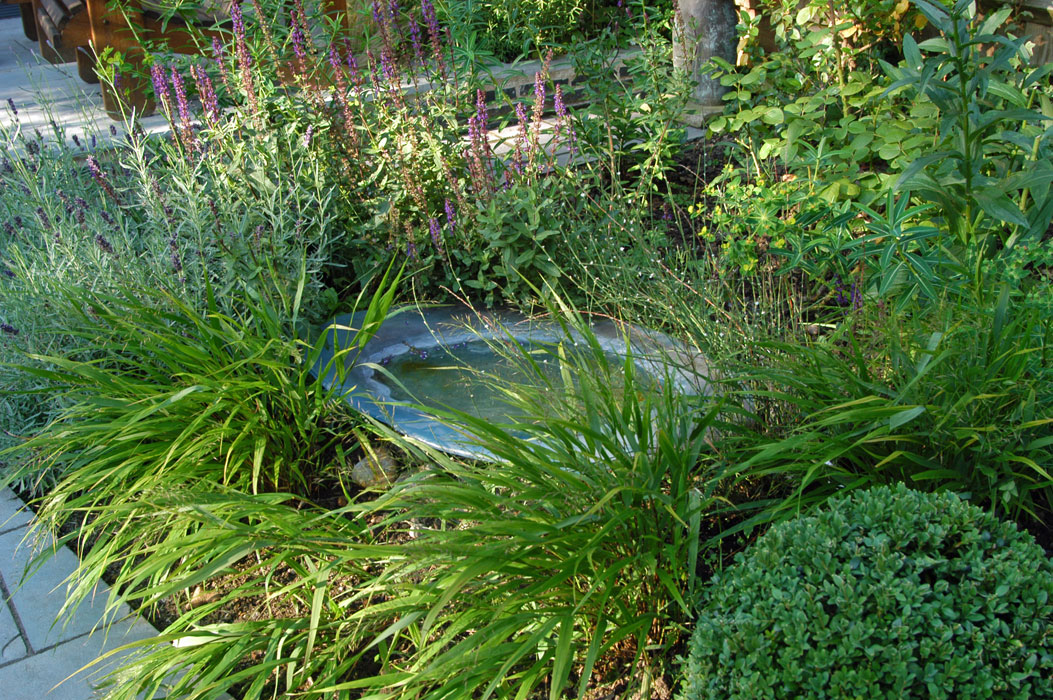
[366,50,380,90]
[328,43,343,75]
[554,85,575,155]
[230,2,258,114]
[151,62,170,114]
[554,85,567,122]
[5,97,16,116]
[191,65,220,124]
[421,0,442,69]
[407,240,417,260]
[170,67,196,148]
[428,217,442,251]
[291,11,307,64]
[409,19,423,66]
[515,102,528,129]
[211,37,226,66]
[99,210,116,227]
[475,88,488,133]
[303,125,314,148]
[0,323,18,336]
[56,189,71,213]
[230,2,246,47]
[87,156,120,203]
[109,124,118,137]
[533,72,546,110]
[346,47,363,93]
[380,48,398,88]
[35,207,51,232]
[444,198,455,232]
[2,221,15,238]
[95,233,115,255]
[72,134,82,149]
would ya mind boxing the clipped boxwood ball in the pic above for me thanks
[683,484,1053,699]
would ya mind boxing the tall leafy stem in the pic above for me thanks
[882,0,1053,251]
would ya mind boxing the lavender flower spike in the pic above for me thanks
[95,233,115,255]
[87,156,120,203]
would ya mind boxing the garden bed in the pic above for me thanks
[1,0,1051,697]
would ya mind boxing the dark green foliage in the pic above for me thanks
[3,261,399,496]
[682,484,1053,699]
[441,0,661,61]
[883,0,1053,250]
[725,284,1053,524]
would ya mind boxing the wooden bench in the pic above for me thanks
[8,0,354,117]
[32,0,95,78]
[1,0,37,42]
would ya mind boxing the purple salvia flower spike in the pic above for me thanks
[150,62,171,118]
[428,217,442,251]
[444,198,455,232]
[291,10,307,64]
[170,66,196,150]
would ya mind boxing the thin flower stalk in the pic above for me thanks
[250,0,282,69]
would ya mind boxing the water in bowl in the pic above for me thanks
[376,339,640,423]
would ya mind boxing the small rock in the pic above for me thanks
[350,447,399,488]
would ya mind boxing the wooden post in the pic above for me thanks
[83,0,153,118]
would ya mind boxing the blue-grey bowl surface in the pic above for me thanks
[310,305,711,460]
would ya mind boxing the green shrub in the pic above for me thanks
[682,484,1053,699]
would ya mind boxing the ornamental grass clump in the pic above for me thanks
[682,483,1053,699]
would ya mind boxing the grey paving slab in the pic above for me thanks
[0,526,120,649]
[0,615,158,700]
[0,18,169,146]
[0,488,34,532]
[0,595,27,662]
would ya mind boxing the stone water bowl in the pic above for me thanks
[311,305,712,460]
